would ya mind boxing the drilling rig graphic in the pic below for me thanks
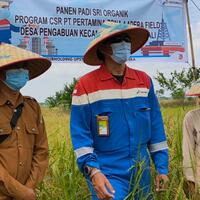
[141,14,185,58]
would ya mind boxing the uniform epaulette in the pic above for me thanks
[24,96,37,102]
[23,96,39,112]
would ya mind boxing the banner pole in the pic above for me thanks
[185,0,197,81]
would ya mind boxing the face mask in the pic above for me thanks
[0,8,10,20]
[111,41,131,64]
[3,68,29,91]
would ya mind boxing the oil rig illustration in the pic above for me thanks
[141,14,185,57]
[17,36,58,56]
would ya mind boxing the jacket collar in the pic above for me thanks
[99,64,136,81]
[0,81,23,107]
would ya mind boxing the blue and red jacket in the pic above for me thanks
[70,65,168,182]
[0,19,20,44]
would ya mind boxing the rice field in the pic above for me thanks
[37,104,197,200]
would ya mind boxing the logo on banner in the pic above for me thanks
[0,0,20,44]
[141,12,185,61]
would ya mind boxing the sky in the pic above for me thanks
[21,1,200,102]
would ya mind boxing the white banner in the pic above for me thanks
[0,0,188,63]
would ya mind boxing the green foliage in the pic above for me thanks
[156,89,165,98]
[155,67,200,99]
[45,78,78,109]
[38,108,89,200]
[38,142,89,200]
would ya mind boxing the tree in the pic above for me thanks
[62,78,78,109]
[155,67,200,99]
[156,89,165,98]
[45,96,58,108]
[45,78,78,109]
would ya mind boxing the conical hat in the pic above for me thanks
[0,0,12,2]
[0,43,51,80]
[186,79,200,96]
[83,21,150,66]
[0,0,12,6]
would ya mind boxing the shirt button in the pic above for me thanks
[6,101,11,105]
[19,162,23,166]
[18,144,22,148]
[14,109,17,113]
[16,127,20,130]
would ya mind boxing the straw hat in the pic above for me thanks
[186,79,200,96]
[0,43,51,80]
[83,21,150,66]
[0,0,12,6]
[0,0,12,3]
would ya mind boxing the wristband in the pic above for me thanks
[90,169,101,179]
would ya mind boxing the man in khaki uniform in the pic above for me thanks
[0,43,51,200]
[183,79,200,199]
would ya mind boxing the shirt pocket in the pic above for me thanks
[93,106,112,135]
[133,104,151,144]
[93,106,124,152]
[0,123,12,147]
[25,122,39,149]
[94,106,113,135]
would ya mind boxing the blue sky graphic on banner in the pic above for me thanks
[0,0,188,63]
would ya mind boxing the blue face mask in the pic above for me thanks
[111,41,131,64]
[0,8,10,20]
[4,68,29,91]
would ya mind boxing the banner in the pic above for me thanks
[0,0,188,63]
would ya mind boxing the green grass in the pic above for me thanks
[37,105,197,200]
[37,108,89,200]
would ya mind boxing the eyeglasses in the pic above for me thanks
[108,35,131,44]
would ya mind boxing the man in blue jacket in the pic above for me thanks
[70,21,169,200]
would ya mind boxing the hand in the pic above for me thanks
[155,174,169,192]
[91,172,115,200]
[24,188,36,200]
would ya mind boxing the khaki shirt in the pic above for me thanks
[183,108,200,187]
[0,81,48,200]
